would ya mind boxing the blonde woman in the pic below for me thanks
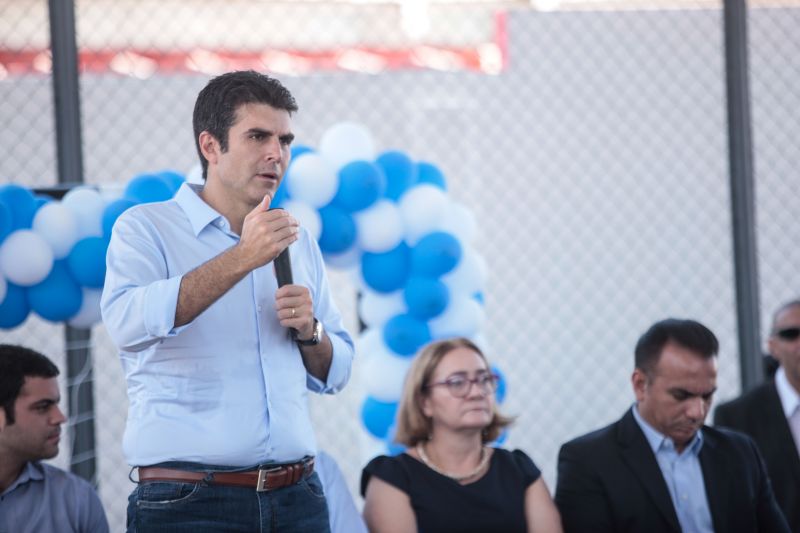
[361,338,562,533]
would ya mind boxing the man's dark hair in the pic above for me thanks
[0,344,59,424]
[192,70,298,180]
[634,318,719,375]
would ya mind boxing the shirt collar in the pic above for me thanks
[1,461,44,496]
[632,403,704,456]
[174,183,226,237]
[775,367,800,418]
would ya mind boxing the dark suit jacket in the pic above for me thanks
[555,409,789,533]
[715,381,800,532]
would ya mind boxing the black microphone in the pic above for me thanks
[274,247,293,287]
[275,245,296,339]
[269,208,294,287]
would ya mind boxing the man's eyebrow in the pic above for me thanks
[244,127,271,136]
[668,387,717,397]
[30,398,59,408]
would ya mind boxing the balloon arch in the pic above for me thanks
[0,122,507,452]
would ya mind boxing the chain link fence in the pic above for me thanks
[1,1,799,530]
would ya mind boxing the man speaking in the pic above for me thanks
[101,71,354,532]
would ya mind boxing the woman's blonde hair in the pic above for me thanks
[393,337,513,446]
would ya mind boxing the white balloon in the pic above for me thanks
[186,163,204,184]
[355,200,404,253]
[440,246,488,297]
[355,327,384,363]
[286,154,339,208]
[361,346,413,402]
[281,200,322,241]
[437,202,478,244]
[0,274,6,303]
[469,332,492,355]
[319,122,376,170]
[0,230,54,286]
[358,289,406,330]
[323,244,362,271]
[32,202,80,259]
[62,187,104,238]
[428,295,485,340]
[68,288,103,328]
[398,184,448,244]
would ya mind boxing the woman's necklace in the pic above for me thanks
[416,442,491,482]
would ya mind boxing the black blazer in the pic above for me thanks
[555,409,789,533]
[715,381,800,532]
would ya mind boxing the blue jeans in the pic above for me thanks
[127,461,330,533]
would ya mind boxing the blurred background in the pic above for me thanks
[1,0,799,530]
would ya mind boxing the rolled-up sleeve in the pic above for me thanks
[303,232,354,394]
[101,211,190,352]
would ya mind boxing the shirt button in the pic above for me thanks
[257,305,262,312]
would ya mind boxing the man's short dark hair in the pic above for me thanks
[192,70,298,180]
[634,318,719,375]
[0,344,59,424]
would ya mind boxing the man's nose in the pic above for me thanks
[686,397,707,420]
[52,405,67,425]
[264,137,283,162]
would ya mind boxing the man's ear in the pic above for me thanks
[0,408,6,432]
[198,131,220,167]
[631,368,649,403]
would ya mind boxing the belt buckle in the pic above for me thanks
[256,466,283,492]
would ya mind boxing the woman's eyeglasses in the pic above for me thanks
[775,327,800,341]
[425,373,499,398]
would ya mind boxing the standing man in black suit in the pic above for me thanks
[555,318,789,533]
[715,299,800,531]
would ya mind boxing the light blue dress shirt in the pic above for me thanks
[101,183,354,467]
[632,405,714,533]
[0,462,109,533]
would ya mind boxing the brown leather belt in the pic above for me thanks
[137,457,315,492]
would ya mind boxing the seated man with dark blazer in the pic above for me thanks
[715,299,800,532]
[555,318,789,533]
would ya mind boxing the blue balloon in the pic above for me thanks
[333,161,386,213]
[376,151,417,201]
[272,178,290,207]
[318,206,357,254]
[34,194,52,212]
[404,277,449,320]
[385,424,406,455]
[361,242,411,293]
[383,313,431,357]
[416,161,447,190]
[67,237,108,288]
[0,199,12,244]
[0,184,36,230]
[492,365,507,404]
[386,441,407,456]
[157,170,186,193]
[124,173,174,203]
[291,144,314,159]
[411,231,462,278]
[102,198,136,238]
[0,283,30,328]
[361,397,398,440]
[28,262,82,322]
